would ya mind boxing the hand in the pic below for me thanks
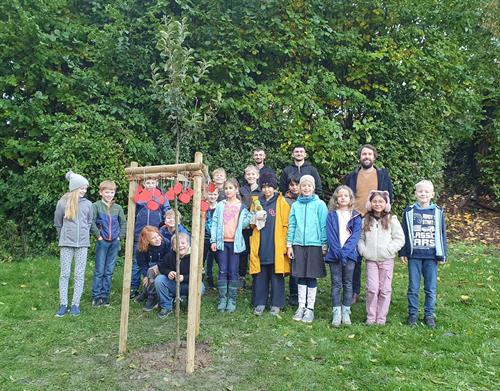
[287,247,294,259]
[97,236,103,241]
[211,243,217,252]
[179,275,184,282]
[168,271,176,280]
[322,245,328,255]
[400,256,408,265]
[142,276,149,285]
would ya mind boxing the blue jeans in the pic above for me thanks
[204,238,216,283]
[131,241,141,290]
[155,274,205,310]
[408,258,438,317]
[352,255,362,295]
[91,239,120,299]
[252,264,285,307]
[329,261,356,307]
[217,242,240,282]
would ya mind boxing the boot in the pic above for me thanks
[217,280,228,312]
[331,306,342,327]
[342,305,351,325]
[226,280,239,312]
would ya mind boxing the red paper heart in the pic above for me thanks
[146,200,159,211]
[208,182,216,192]
[166,188,176,201]
[200,200,209,212]
[178,192,191,204]
[185,187,194,197]
[173,182,183,195]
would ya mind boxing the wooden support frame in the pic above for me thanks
[118,153,208,374]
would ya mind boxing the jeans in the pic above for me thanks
[252,264,285,307]
[131,241,141,290]
[239,230,251,277]
[217,242,240,282]
[155,274,205,310]
[204,238,216,283]
[329,261,356,307]
[408,258,438,317]
[91,239,120,299]
[352,255,363,295]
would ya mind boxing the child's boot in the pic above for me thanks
[217,281,228,312]
[342,305,351,325]
[302,287,317,323]
[331,306,342,327]
[292,284,307,321]
[226,280,239,312]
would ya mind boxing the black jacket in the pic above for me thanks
[344,166,394,202]
[279,161,322,196]
[158,250,191,283]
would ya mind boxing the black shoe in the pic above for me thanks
[92,298,103,308]
[158,308,172,318]
[424,316,436,328]
[288,296,298,307]
[143,296,158,312]
[134,290,148,303]
[206,278,215,289]
[407,315,417,327]
[130,289,139,300]
[101,297,110,307]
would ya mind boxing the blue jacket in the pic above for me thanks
[286,195,328,247]
[325,210,362,264]
[400,203,448,262]
[91,200,126,241]
[133,189,170,241]
[345,166,394,202]
[160,224,191,252]
[210,201,252,253]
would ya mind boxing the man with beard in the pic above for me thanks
[253,148,275,185]
[279,145,322,196]
[345,144,394,304]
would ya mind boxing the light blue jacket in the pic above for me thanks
[210,200,252,253]
[287,195,328,247]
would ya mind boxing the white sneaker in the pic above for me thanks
[331,306,342,327]
[270,306,280,316]
[302,308,314,323]
[253,305,265,316]
[342,306,351,325]
[292,307,306,321]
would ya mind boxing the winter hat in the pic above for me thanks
[365,190,391,213]
[66,171,89,192]
[299,174,315,189]
[260,172,278,189]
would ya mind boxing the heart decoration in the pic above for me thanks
[173,182,183,195]
[166,188,176,201]
[200,200,209,212]
[178,191,192,204]
[184,187,194,197]
[208,182,216,192]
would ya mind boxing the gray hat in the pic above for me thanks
[299,174,315,189]
[66,171,89,192]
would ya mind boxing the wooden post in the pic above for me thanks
[118,162,138,354]
[186,152,203,373]
[195,211,206,336]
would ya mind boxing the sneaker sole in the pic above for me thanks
[143,305,158,312]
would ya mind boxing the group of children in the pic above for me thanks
[54,166,447,328]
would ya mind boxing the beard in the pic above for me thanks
[360,159,374,169]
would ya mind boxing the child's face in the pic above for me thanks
[144,179,157,190]
[370,195,386,214]
[337,189,351,208]
[207,191,219,204]
[288,181,299,195]
[224,183,238,199]
[148,232,162,247]
[300,181,314,197]
[100,188,115,203]
[78,186,88,198]
[213,171,226,185]
[415,184,434,205]
[174,236,189,256]
[262,185,275,199]
[244,170,259,185]
[164,213,176,228]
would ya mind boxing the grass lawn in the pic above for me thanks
[0,243,498,391]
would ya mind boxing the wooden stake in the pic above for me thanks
[195,211,206,337]
[125,162,203,175]
[118,162,138,354]
[186,152,203,373]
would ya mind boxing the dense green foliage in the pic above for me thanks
[0,0,498,258]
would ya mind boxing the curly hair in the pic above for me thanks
[328,185,355,211]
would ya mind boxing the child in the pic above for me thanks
[90,180,126,307]
[136,226,167,312]
[358,191,404,325]
[204,186,219,288]
[325,185,362,326]
[159,209,191,251]
[212,168,227,202]
[239,165,261,289]
[284,174,301,306]
[287,175,328,323]
[210,178,252,312]
[249,172,290,316]
[155,232,205,318]
[400,180,448,328]
[130,177,170,299]
[54,171,93,317]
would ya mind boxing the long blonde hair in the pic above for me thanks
[64,189,81,221]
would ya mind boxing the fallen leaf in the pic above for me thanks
[348,334,355,339]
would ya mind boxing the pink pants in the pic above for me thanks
[365,259,394,325]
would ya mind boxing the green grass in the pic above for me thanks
[0,243,498,390]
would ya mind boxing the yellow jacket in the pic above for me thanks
[249,194,291,275]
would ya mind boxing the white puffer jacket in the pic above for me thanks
[358,215,405,261]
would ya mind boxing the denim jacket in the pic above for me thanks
[210,200,252,253]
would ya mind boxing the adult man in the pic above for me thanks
[279,145,322,196]
[252,148,275,185]
[345,144,394,304]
